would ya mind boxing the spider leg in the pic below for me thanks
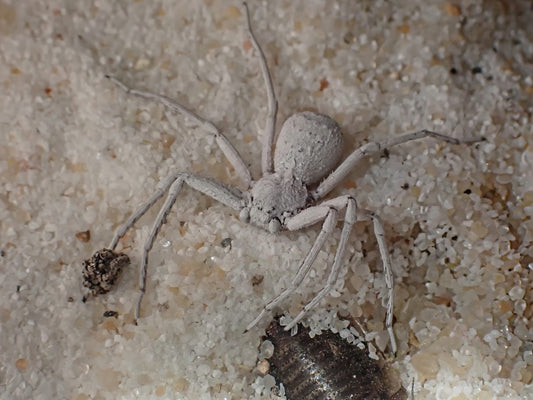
[312,129,485,201]
[242,2,278,175]
[109,172,181,250]
[280,195,398,354]
[359,208,397,356]
[134,175,184,322]
[104,171,244,323]
[283,197,357,331]
[106,75,253,188]
[134,173,243,322]
[244,207,338,332]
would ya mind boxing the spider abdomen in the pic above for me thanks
[274,112,344,185]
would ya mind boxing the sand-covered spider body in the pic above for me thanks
[84,2,483,354]
[243,111,343,233]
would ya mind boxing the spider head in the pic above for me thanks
[241,173,308,233]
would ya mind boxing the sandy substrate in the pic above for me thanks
[1,0,532,399]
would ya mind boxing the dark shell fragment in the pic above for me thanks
[264,319,407,400]
[82,248,130,297]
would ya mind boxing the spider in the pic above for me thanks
[84,2,483,354]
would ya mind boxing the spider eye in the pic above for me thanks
[268,218,281,233]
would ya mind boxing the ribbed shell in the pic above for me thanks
[264,320,407,400]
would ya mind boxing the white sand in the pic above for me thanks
[1,0,532,399]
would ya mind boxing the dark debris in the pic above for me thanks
[263,319,407,400]
[103,310,119,318]
[82,248,130,299]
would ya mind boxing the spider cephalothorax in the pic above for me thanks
[243,172,308,233]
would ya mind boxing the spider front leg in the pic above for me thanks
[247,195,398,355]
[359,208,397,356]
[108,172,183,250]
[82,173,185,303]
[283,197,358,331]
[85,172,244,323]
[244,207,339,332]
[133,173,244,322]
